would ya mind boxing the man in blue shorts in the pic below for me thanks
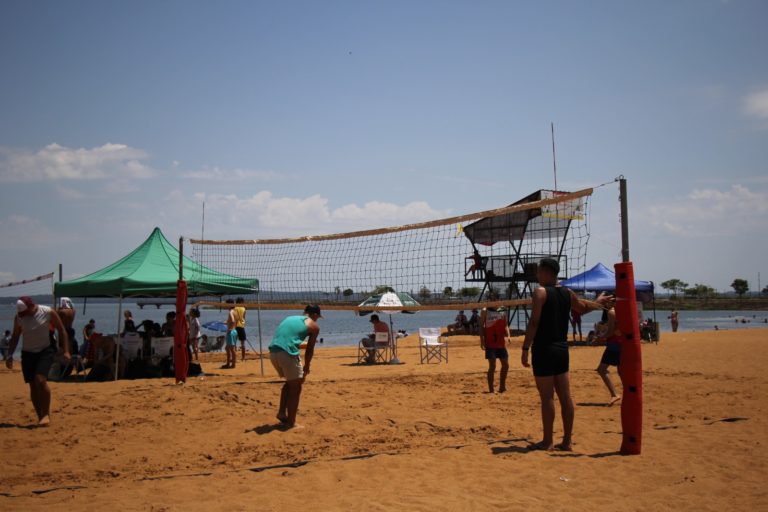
[222,299,238,369]
[268,305,321,429]
[521,259,613,451]
[595,307,622,406]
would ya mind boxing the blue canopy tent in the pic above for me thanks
[560,263,653,294]
[561,263,658,341]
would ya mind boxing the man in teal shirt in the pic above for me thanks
[269,305,321,429]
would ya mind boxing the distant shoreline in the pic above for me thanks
[652,298,768,311]
[3,295,767,311]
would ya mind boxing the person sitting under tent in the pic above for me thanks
[162,312,176,337]
[85,333,124,382]
[122,310,137,335]
[81,319,96,368]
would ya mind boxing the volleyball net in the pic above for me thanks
[188,188,592,312]
[0,271,55,305]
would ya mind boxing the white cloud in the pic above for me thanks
[55,185,85,200]
[0,214,66,249]
[695,174,768,186]
[643,184,768,237]
[0,143,154,183]
[744,88,768,119]
[331,200,443,224]
[161,190,449,239]
[180,167,281,181]
[103,180,141,194]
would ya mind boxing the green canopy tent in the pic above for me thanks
[54,227,257,298]
[54,227,260,378]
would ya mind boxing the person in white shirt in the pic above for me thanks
[6,296,70,427]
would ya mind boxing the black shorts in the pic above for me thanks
[21,347,56,383]
[485,348,508,360]
[531,343,569,377]
[600,344,621,366]
[235,327,247,342]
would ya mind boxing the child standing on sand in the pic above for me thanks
[480,307,511,393]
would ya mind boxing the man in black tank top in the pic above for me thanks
[521,259,614,451]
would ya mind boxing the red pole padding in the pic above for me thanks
[614,261,643,455]
[174,280,189,383]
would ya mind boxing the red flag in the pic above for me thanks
[174,280,189,383]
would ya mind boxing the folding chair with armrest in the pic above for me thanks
[357,331,390,364]
[419,327,448,364]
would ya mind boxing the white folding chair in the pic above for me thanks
[119,332,143,361]
[150,336,174,363]
[419,327,448,364]
[357,331,390,364]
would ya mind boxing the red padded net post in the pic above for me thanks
[174,280,189,383]
[614,261,643,455]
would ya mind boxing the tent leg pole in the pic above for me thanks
[389,314,396,362]
[257,297,264,377]
[115,295,123,381]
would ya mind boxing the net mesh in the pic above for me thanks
[188,188,591,311]
[0,272,55,304]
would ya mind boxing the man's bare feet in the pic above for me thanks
[280,423,304,431]
[555,442,573,452]
[609,396,621,406]
[530,441,554,451]
[498,387,506,393]
[38,415,50,427]
[277,414,289,424]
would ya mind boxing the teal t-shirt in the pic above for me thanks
[269,315,310,356]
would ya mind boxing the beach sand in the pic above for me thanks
[2,328,767,511]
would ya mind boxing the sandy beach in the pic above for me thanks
[2,328,767,511]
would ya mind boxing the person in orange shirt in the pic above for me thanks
[363,314,390,363]
[480,307,510,393]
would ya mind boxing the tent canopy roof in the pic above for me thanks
[463,190,582,247]
[559,263,654,292]
[54,227,258,298]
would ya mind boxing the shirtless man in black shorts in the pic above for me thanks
[521,259,614,451]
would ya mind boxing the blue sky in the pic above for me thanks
[1,0,766,293]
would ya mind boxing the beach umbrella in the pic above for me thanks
[202,321,228,332]
[357,291,420,364]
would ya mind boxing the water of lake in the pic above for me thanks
[2,302,766,358]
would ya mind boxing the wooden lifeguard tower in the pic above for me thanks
[461,189,585,331]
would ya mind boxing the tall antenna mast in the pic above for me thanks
[551,122,558,191]
[201,201,206,242]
